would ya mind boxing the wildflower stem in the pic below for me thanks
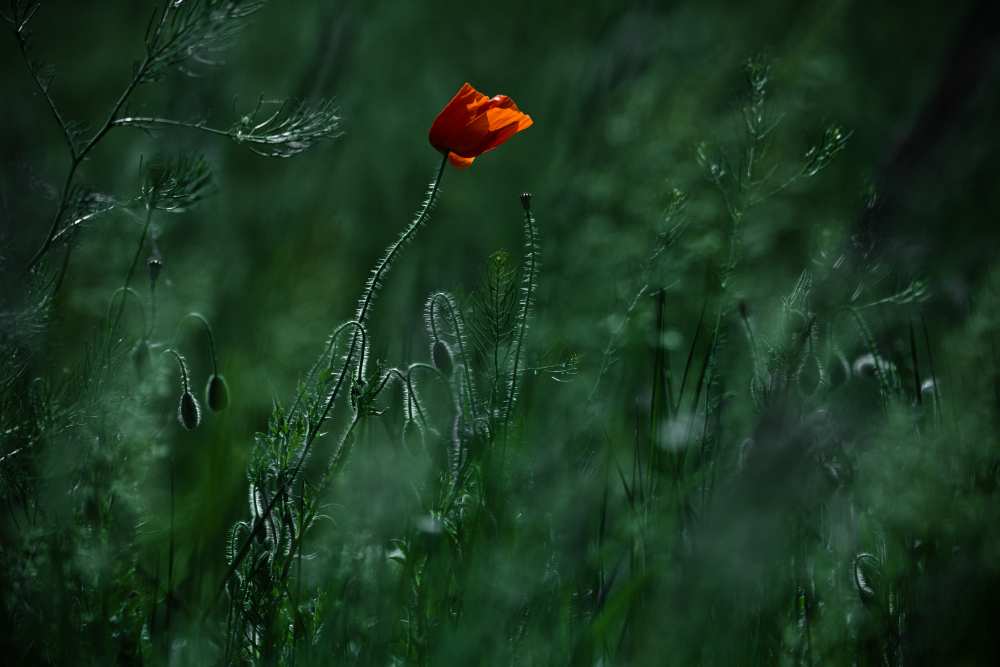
[429,292,479,426]
[310,151,448,461]
[503,196,538,435]
[177,312,220,375]
[356,153,448,327]
[162,348,191,392]
[213,154,449,607]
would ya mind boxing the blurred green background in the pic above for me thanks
[6,0,994,413]
[3,0,1000,663]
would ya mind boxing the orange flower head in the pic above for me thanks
[429,82,533,169]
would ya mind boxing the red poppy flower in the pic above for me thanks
[429,82,533,169]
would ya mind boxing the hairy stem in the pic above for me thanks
[503,197,538,435]
[214,154,449,606]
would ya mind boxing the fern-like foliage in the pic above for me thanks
[141,0,268,84]
[141,153,215,212]
[469,250,518,410]
[221,191,546,662]
[114,97,342,158]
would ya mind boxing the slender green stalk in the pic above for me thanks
[214,154,449,606]
[176,312,220,375]
[502,195,538,436]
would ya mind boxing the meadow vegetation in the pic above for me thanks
[2,1,999,664]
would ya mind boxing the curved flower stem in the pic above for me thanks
[161,348,191,393]
[429,292,480,427]
[311,152,448,436]
[176,312,220,375]
[213,154,449,607]
[356,154,448,326]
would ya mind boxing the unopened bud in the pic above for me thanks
[205,373,230,412]
[177,391,201,430]
[519,192,532,212]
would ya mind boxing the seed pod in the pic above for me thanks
[205,373,230,412]
[177,390,201,430]
[432,340,454,377]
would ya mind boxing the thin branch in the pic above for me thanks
[11,21,77,160]
[49,197,139,246]
[24,4,171,273]
[113,100,340,158]
[113,115,233,139]
[212,156,449,610]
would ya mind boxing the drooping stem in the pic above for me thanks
[162,348,191,393]
[177,312,220,375]
[429,292,480,426]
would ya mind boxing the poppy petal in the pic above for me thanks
[448,152,475,169]
[429,83,486,153]
[428,83,532,167]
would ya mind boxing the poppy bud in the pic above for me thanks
[147,257,163,285]
[177,390,201,430]
[520,192,532,212]
[432,340,454,377]
[205,373,230,412]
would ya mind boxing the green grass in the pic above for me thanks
[2,1,1000,665]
